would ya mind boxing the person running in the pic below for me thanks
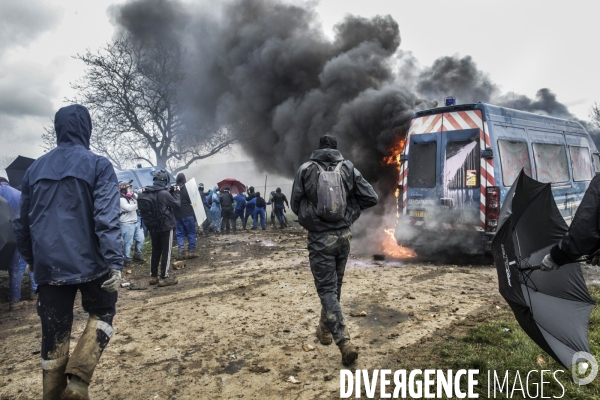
[13,104,123,399]
[291,135,378,366]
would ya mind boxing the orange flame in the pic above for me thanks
[379,228,416,259]
[382,138,406,170]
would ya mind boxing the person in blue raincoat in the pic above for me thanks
[210,186,222,234]
[0,177,37,308]
[13,104,123,400]
[232,191,247,231]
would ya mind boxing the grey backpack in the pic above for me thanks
[313,161,347,221]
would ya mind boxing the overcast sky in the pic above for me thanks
[1,0,599,169]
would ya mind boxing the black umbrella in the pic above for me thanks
[5,155,35,190]
[0,196,17,271]
[491,170,595,368]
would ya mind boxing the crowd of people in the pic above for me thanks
[2,104,381,399]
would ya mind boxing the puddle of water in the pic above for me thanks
[224,359,245,375]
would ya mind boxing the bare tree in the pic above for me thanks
[50,36,238,173]
[591,102,600,130]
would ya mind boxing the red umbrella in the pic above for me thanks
[217,178,247,194]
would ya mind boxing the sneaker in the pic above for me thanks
[261,227,266,230]
[187,251,199,259]
[158,276,179,287]
[251,227,257,230]
[149,276,159,285]
[62,375,89,400]
[316,322,333,345]
[338,340,358,366]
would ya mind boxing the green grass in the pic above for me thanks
[417,286,600,399]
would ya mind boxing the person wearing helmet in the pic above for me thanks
[118,180,138,267]
[144,169,180,287]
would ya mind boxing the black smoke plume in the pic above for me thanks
[109,0,597,250]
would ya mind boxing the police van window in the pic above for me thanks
[445,138,479,189]
[569,146,592,181]
[532,143,569,183]
[407,142,436,188]
[593,154,600,174]
[498,140,532,186]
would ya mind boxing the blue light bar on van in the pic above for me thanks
[445,97,456,106]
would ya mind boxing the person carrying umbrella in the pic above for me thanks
[13,104,123,400]
[0,177,37,309]
[541,173,600,270]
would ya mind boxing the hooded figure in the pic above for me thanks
[291,135,378,367]
[210,185,222,233]
[13,104,123,399]
[173,173,197,259]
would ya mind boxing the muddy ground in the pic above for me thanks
[1,226,598,399]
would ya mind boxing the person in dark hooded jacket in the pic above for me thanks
[541,174,600,270]
[291,135,378,367]
[13,104,123,400]
[174,173,197,259]
[144,170,180,286]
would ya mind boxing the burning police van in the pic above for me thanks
[395,102,600,255]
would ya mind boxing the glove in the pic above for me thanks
[101,269,122,292]
[540,254,560,272]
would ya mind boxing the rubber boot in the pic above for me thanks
[62,375,89,400]
[65,315,112,392]
[316,308,333,345]
[42,361,68,400]
[338,340,358,366]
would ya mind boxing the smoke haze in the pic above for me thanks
[109,0,597,249]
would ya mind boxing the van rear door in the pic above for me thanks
[440,128,481,226]
[405,132,440,218]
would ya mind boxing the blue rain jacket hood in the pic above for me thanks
[13,104,123,285]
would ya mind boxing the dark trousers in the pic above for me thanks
[275,205,285,227]
[221,207,233,233]
[37,274,117,382]
[233,209,245,230]
[150,229,173,278]
[244,206,255,228]
[308,228,352,345]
